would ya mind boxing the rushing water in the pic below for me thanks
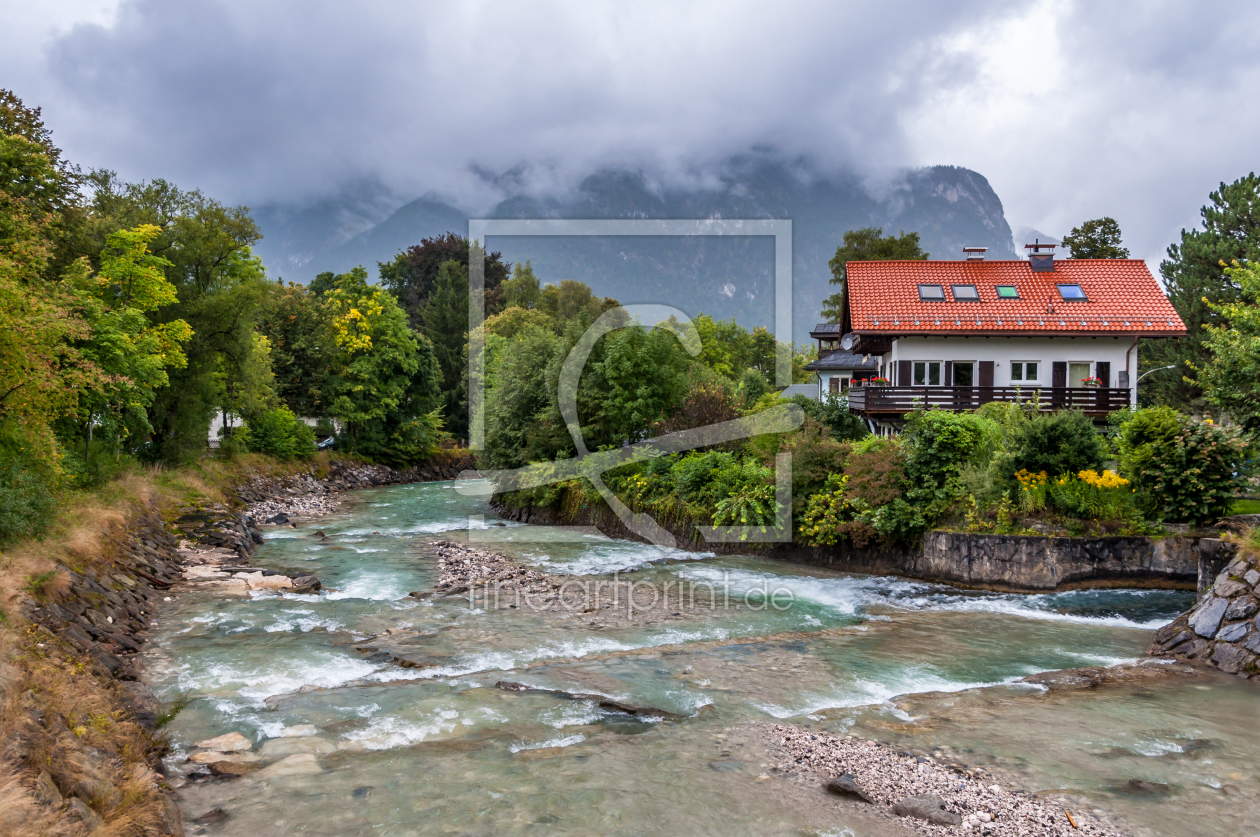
[143,482,1260,837]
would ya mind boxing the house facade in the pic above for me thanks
[832,245,1186,432]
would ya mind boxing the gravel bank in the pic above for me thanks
[764,724,1127,836]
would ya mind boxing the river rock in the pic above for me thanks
[1189,597,1229,638]
[234,571,294,590]
[253,753,323,779]
[259,736,337,758]
[892,794,962,825]
[195,731,253,752]
[825,773,874,804]
[291,575,321,593]
[209,759,261,777]
[67,797,104,831]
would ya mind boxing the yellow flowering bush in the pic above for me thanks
[1014,469,1048,512]
[1048,469,1136,521]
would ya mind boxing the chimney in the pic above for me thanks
[962,246,987,261]
[1025,239,1056,272]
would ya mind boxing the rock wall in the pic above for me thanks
[781,532,1200,592]
[498,496,1209,592]
[1150,549,1260,679]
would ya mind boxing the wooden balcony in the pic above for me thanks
[847,386,1132,418]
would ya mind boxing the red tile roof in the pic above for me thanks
[846,259,1186,335]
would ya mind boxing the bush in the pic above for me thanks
[240,407,316,461]
[1046,469,1137,521]
[787,394,869,442]
[1116,406,1183,515]
[1138,419,1247,527]
[1004,411,1104,481]
[0,423,60,546]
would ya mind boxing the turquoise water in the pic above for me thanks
[143,481,1259,836]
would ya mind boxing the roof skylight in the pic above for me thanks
[918,284,944,300]
[995,285,1019,299]
[1057,283,1088,300]
[951,284,978,300]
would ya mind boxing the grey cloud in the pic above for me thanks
[5,0,1258,269]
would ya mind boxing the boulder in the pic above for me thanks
[265,513,290,525]
[188,751,260,765]
[194,731,253,752]
[1224,597,1258,621]
[1217,622,1250,643]
[192,808,229,824]
[1213,577,1250,599]
[892,795,962,825]
[825,774,875,804]
[291,576,321,594]
[34,770,63,806]
[209,759,261,777]
[1189,597,1229,638]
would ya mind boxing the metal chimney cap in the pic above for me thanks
[962,245,988,261]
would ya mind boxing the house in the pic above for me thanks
[803,327,882,397]
[829,243,1186,432]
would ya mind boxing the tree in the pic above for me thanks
[324,268,444,463]
[419,259,471,439]
[584,325,690,446]
[377,232,509,327]
[536,279,617,325]
[483,326,562,469]
[821,228,928,322]
[1143,173,1260,408]
[1196,260,1260,430]
[502,261,542,309]
[66,225,194,464]
[258,281,337,416]
[1061,217,1130,258]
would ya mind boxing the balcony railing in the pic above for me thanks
[847,386,1132,416]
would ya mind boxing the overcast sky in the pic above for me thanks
[3,0,1258,269]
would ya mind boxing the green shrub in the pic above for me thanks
[713,483,779,534]
[0,423,60,546]
[1005,411,1104,481]
[1116,406,1183,515]
[240,407,316,461]
[787,394,869,442]
[1138,420,1247,527]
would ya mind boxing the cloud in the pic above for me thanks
[4,0,1259,266]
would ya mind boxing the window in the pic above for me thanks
[913,361,941,386]
[1057,283,1088,300]
[953,362,974,386]
[918,284,944,300]
[951,284,978,300]
[995,285,1019,299]
[1010,361,1038,382]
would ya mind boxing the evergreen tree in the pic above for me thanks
[1061,217,1130,258]
[1143,173,1260,408]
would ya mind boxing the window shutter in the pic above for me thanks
[944,361,953,386]
[1095,361,1110,387]
[897,360,912,386]
[1052,362,1067,388]
[978,361,994,387]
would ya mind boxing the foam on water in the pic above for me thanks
[324,569,415,601]
[176,650,383,703]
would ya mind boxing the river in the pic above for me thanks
[142,481,1260,836]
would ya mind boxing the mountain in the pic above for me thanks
[251,160,1017,342]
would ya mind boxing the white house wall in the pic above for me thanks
[885,335,1137,405]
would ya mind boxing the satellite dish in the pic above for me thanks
[840,332,858,350]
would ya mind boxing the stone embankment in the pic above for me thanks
[765,724,1125,836]
[1149,547,1260,678]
